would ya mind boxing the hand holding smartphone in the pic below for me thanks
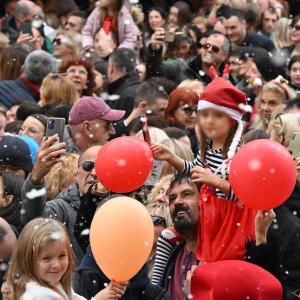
[46,118,65,144]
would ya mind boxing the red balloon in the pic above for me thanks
[95,137,153,193]
[229,140,296,210]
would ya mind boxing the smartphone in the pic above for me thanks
[288,132,300,158]
[46,118,65,143]
[165,31,175,43]
[21,21,32,35]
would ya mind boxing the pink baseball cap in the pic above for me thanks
[69,96,125,125]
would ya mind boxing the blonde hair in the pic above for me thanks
[178,79,205,96]
[271,113,300,148]
[41,74,79,106]
[146,202,173,228]
[0,33,9,52]
[148,174,173,205]
[272,18,292,49]
[55,30,82,56]
[253,82,296,131]
[7,218,75,300]
[160,139,194,174]
[45,153,79,199]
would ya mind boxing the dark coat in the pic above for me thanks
[73,246,172,300]
[246,204,300,300]
[241,32,275,53]
[21,177,84,262]
[107,72,140,118]
[0,79,37,109]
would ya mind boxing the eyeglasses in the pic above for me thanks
[66,67,88,76]
[52,38,62,45]
[203,43,220,53]
[102,122,114,132]
[81,160,95,172]
[289,24,300,31]
[180,104,197,116]
[151,215,167,227]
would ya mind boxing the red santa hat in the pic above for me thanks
[198,77,248,121]
[191,260,282,300]
[198,78,249,159]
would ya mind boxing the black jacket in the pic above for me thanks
[146,46,229,85]
[0,79,37,109]
[107,72,140,118]
[73,186,105,253]
[0,15,19,43]
[73,246,172,300]
[241,32,275,53]
[246,204,300,300]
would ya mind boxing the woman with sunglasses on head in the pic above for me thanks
[165,87,199,156]
[52,30,81,61]
[280,15,300,61]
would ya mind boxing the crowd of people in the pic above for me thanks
[0,0,299,299]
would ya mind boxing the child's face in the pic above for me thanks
[36,240,69,287]
[198,109,233,141]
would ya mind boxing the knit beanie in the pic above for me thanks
[0,136,33,175]
[191,260,283,300]
[198,77,246,159]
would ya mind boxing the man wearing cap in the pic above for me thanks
[64,96,125,153]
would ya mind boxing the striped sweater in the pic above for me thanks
[151,147,237,285]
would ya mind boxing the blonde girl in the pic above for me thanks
[7,218,126,300]
[252,80,296,132]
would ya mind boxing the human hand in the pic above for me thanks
[150,143,173,161]
[255,209,276,246]
[91,182,109,197]
[182,264,197,297]
[191,166,216,185]
[151,28,165,51]
[94,281,128,300]
[95,29,114,58]
[31,135,66,186]
[16,32,36,44]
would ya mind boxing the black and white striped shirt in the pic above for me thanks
[183,147,236,200]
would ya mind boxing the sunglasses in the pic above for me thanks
[290,24,300,31]
[81,160,95,172]
[203,43,220,53]
[180,104,197,116]
[151,215,167,227]
[53,38,62,45]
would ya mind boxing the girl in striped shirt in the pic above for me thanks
[151,77,256,284]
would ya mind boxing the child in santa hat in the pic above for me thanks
[151,77,257,264]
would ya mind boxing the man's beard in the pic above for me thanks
[173,204,198,239]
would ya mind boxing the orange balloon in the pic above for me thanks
[90,197,154,282]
